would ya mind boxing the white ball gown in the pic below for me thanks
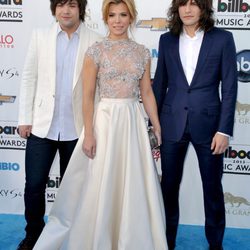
[34,38,167,250]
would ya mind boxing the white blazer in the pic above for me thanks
[18,23,101,138]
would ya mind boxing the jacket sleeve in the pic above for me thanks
[152,34,168,116]
[218,32,238,136]
[18,30,39,125]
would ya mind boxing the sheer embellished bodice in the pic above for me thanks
[86,38,150,98]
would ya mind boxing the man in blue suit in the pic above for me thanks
[153,0,237,249]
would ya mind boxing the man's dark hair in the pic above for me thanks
[50,0,88,22]
[168,0,214,35]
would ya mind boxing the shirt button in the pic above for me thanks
[184,107,188,110]
[187,89,191,93]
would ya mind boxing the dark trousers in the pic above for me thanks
[160,124,225,249]
[24,134,78,238]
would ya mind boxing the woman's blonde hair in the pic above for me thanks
[102,0,137,25]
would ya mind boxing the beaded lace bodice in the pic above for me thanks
[86,38,150,98]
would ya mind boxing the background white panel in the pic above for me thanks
[0,0,249,229]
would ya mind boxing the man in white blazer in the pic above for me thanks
[17,0,101,249]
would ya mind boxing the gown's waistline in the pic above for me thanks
[100,98,139,104]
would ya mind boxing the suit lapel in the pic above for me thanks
[170,35,189,86]
[190,30,213,86]
[49,23,88,91]
[72,24,87,90]
[48,23,57,90]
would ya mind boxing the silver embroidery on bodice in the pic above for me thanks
[86,38,150,98]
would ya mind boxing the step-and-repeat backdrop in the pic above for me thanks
[0,0,249,229]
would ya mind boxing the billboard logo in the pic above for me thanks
[46,175,61,202]
[47,192,56,202]
[0,0,23,22]
[224,146,250,159]
[237,50,250,82]
[0,126,18,135]
[0,94,16,105]
[214,0,250,29]
[223,145,250,175]
[217,0,250,12]
[47,176,61,189]
[0,122,26,150]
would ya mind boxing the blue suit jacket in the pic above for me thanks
[153,27,238,144]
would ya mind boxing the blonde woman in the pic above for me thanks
[34,0,167,249]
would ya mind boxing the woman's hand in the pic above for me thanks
[153,127,162,148]
[82,134,96,159]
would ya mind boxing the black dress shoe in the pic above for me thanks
[168,244,175,250]
[209,246,223,250]
[16,236,37,250]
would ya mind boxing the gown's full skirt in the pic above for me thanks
[34,98,167,250]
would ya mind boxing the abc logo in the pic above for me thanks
[237,50,250,82]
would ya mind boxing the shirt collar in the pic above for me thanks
[56,22,82,37]
[181,27,204,40]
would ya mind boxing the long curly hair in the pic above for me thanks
[168,0,214,35]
